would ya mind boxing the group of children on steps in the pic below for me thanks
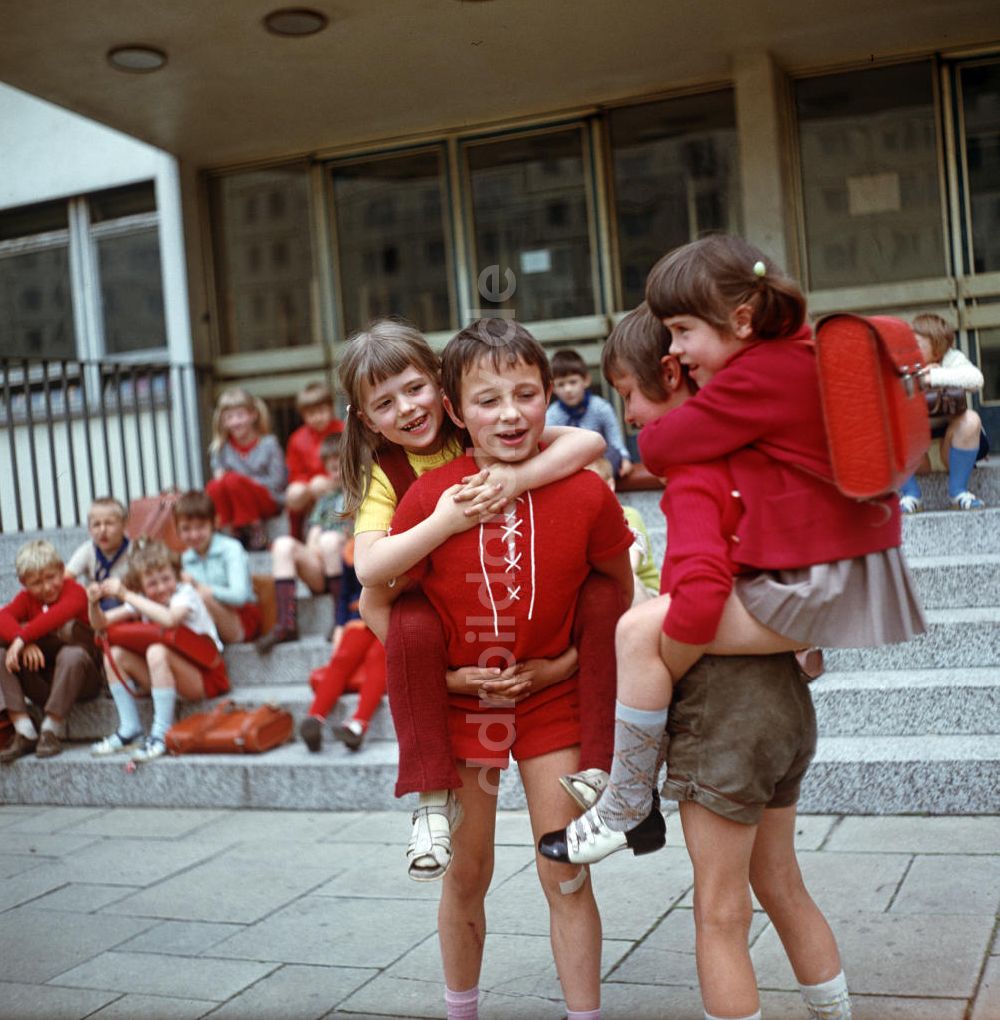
[4,232,983,1020]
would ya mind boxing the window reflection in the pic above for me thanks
[467,129,595,321]
[961,63,1000,275]
[333,150,453,336]
[796,62,946,289]
[210,166,316,353]
[610,92,741,309]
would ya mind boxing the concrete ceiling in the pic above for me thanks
[1,0,999,168]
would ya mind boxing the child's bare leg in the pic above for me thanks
[316,530,345,606]
[680,801,760,1019]
[200,591,245,644]
[750,805,850,1017]
[144,645,206,744]
[284,481,312,513]
[706,593,804,657]
[438,765,497,1007]
[522,747,602,1014]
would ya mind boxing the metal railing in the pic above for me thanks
[0,357,209,534]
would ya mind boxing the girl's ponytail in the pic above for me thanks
[645,234,805,341]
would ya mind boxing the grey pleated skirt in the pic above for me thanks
[734,547,927,648]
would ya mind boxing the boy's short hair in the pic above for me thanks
[442,318,553,413]
[603,304,674,400]
[588,457,615,484]
[319,432,342,462]
[127,538,179,586]
[88,496,127,522]
[15,539,63,579]
[172,490,216,523]
[550,348,589,380]
[296,381,334,412]
[912,313,955,362]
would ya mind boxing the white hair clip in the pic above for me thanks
[753,260,767,278]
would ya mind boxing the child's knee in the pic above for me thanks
[694,891,753,937]
[445,849,493,901]
[535,857,591,904]
[145,643,171,669]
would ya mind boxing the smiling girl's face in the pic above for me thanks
[359,367,445,454]
[140,565,179,606]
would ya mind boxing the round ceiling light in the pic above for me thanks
[263,7,329,36]
[106,45,167,73]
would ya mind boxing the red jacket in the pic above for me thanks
[285,419,344,484]
[658,461,743,645]
[638,332,901,570]
[0,579,90,645]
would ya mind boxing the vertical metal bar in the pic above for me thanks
[61,360,81,526]
[177,363,193,488]
[113,364,131,506]
[41,360,63,527]
[149,365,165,493]
[97,362,115,503]
[131,364,148,497]
[2,361,25,531]
[78,359,98,507]
[22,359,44,529]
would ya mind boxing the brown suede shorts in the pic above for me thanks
[661,652,817,826]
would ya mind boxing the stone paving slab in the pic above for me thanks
[825,813,1000,853]
[86,993,217,1020]
[0,980,119,1020]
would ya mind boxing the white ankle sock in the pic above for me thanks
[800,970,851,1019]
[13,717,38,740]
[704,1012,760,1020]
[444,984,478,1019]
[41,716,64,737]
[567,1008,601,1019]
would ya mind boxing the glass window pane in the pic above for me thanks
[0,199,68,242]
[0,245,75,359]
[467,128,595,321]
[961,63,1000,274]
[210,166,317,353]
[976,327,1000,404]
[332,149,453,335]
[610,91,742,309]
[90,181,157,223]
[97,226,166,354]
[796,62,946,289]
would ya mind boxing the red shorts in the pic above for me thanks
[235,602,262,642]
[448,678,580,769]
[202,659,230,698]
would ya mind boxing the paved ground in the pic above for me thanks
[0,805,997,1020]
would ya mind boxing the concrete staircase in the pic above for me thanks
[1,463,998,813]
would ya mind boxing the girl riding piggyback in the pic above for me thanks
[642,234,926,650]
[339,319,619,883]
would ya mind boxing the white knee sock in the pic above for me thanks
[150,687,177,741]
[444,985,478,1019]
[109,682,143,739]
[13,716,38,740]
[800,970,852,1019]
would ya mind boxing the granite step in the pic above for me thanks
[824,607,1000,671]
[904,554,1000,609]
[225,634,332,685]
[1,733,997,814]
[809,667,1000,736]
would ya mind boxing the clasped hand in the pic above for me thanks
[5,636,44,673]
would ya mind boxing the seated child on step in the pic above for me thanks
[174,489,261,644]
[299,537,386,753]
[65,496,130,609]
[899,312,990,512]
[0,540,103,762]
[256,432,350,652]
[207,387,287,551]
[284,380,345,528]
[88,539,229,763]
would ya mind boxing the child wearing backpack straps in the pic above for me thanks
[541,237,926,874]
[338,319,623,882]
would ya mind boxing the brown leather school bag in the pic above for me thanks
[165,700,293,754]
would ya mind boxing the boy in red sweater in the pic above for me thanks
[284,381,344,528]
[0,540,102,761]
[390,318,633,1020]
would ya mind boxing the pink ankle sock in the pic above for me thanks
[566,1009,601,1020]
[444,985,478,1019]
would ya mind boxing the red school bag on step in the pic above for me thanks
[813,314,931,499]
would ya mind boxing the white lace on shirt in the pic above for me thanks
[478,493,536,636]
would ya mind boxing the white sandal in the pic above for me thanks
[558,768,610,811]
[407,790,463,882]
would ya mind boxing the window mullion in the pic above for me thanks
[68,196,103,362]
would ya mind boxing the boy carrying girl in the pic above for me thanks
[389,318,634,1020]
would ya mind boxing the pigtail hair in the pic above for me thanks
[338,407,381,518]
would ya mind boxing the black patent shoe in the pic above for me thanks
[538,796,665,865]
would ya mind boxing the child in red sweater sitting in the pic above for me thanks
[284,381,345,530]
[0,540,102,761]
[390,318,634,1020]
